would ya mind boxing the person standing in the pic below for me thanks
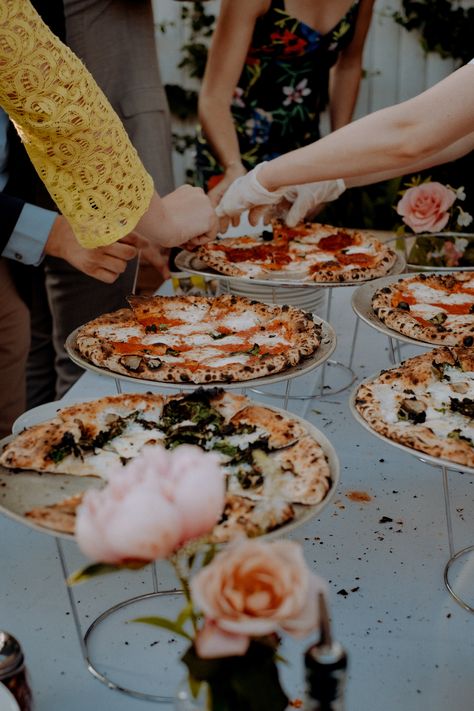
[196,0,375,204]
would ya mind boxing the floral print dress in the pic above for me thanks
[196,0,361,190]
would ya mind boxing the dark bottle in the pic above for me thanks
[304,594,348,711]
[0,632,33,711]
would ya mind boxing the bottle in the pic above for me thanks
[0,632,33,711]
[304,594,348,711]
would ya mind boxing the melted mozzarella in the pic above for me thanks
[407,283,474,305]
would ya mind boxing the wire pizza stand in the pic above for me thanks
[350,378,474,614]
[0,409,340,702]
[175,249,407,399]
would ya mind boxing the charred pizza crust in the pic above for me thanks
[74,294,321,384]
[1,389,334,538]
[355,347,474,467]
[372,272,474,346]
[196,221,397,283]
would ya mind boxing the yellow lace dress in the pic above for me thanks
[0,0,154,247]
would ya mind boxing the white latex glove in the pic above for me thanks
[215,162,287,218]
[283,179,346,227]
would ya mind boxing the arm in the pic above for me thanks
[0,2,217,251]
[329,0,375,130]
[259,62,474,190]
[198,0,266,204]
[345,132,474,187]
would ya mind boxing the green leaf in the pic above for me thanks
[67,561,147,586]
[132,616,192,641]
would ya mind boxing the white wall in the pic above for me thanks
[152,0,457,185]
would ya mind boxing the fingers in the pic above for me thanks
[103,241,138,261]
[218,215,230,234]
[120,232,150,251]
[182,233,215,251]
[248,205,268,226]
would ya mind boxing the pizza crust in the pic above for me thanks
[74,295,321,384]
[1,389,334,539]
[355,347,474,467]
[196,222,397,283]
[372,272,474,346]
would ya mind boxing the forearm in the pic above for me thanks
[199,96,243,170]
[259,66,474,191]
[345,132,474,188]
[329,60,363,131]
[0,0,153,248]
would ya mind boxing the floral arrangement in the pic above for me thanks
[395,177,474,268]
[70,445,326,711]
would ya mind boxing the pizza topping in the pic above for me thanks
[397,398,427,424]
[449,397,474,419]
[196,222,396,282]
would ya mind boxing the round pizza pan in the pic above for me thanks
[349,376,474,476]
[175,248,407,289]
[0,404,340,541]
[64,316,337,391]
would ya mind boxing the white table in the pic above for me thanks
[1,284,473,711]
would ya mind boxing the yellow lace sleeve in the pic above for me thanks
[0,0,154,247]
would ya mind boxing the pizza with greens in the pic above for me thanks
[0,389,334,539]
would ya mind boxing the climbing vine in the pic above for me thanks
[393,0,473,65]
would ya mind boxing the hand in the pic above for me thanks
[45,216,146,283]
[136,187,219,249]
[283,179,346,226]
[215,163,287,220]
[207,162,247,208]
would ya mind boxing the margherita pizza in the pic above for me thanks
[73,294,321,384]
[355,347,474,468]
[0,389,334,539]
[195,221,397,283]
[372,272,474,346]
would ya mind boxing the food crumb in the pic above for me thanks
[289,699,303,708]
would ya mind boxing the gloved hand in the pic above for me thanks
[283,179,346,226]
[215,162,287,219]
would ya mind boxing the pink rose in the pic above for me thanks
[396,182,456,234]
[76,445,225,564]
[191,539,327,658]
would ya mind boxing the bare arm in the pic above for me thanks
[259,63,474,190]
[346,132,474,188]
[198,0,266,203]
[329,0,375,130]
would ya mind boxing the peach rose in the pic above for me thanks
[76,445,225,564]
[191,539,327,658]
[396,182,456,234]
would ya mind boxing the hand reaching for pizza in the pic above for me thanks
[136,186,219,249]
[216,162,346,227]
[45,216,147,283]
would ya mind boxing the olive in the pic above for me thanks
[397,301,410,311]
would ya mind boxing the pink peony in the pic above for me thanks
[396,182,456,234]
[191,539,327,657]
[75,445,225,564]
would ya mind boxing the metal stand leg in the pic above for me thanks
[441,467,474,613]
[56,538,185,702]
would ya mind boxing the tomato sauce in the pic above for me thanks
[317,232,354,251]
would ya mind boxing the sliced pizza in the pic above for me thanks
[195,221,397,283]
[1,389,335,538]
[355,347,474,467]
[74,294,322,384]
[372,272,474,346]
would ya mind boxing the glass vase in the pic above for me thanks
[174,677,211,711]
[402,231,474,271]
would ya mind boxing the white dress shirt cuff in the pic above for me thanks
[2,204,57,266]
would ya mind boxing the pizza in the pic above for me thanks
[73,294,322,384]
[194,221,397,283]
[371,272,474,346]
[0,389,334,539]
[354,347,474,467]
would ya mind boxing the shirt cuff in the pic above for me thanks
[1,204,57,266]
